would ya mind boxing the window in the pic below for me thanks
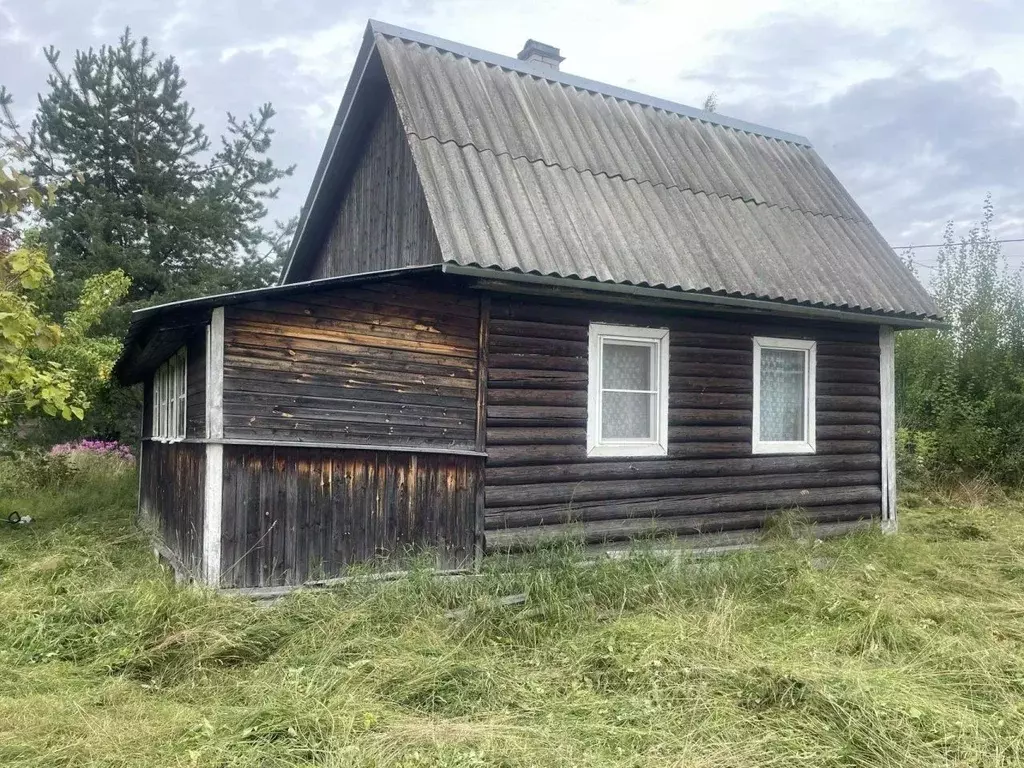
[587,323,669,457]
[153,347,187,440]
[752,337,816,454]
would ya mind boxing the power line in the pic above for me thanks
[890,237,1024,249]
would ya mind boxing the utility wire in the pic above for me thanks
[890,237,1024,249]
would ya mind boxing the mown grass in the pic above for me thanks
[1,466,1023,767]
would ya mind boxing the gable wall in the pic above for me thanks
[302,95,442,281]
[483,294,883,551]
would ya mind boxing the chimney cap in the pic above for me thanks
[517,39,564,69]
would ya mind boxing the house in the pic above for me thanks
[113,21,940,590]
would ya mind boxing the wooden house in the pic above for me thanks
[113,21,940,589]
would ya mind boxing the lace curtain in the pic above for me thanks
[601,343,654,439]
[759,348,805,441]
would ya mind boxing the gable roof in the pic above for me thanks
[282,20,939,323]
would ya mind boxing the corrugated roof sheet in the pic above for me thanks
[373,30,939,319]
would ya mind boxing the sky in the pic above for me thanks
[1,0,1023,275]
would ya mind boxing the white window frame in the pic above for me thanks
[752,336,816,455]
[152,346,187,442]
[587,323,670,458]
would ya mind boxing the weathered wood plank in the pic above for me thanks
[217,445,481,588]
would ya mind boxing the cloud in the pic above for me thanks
[682,11,1024,250]
[1,0,1022,264]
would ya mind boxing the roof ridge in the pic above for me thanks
[408,132,867,225]
[369,19,813,148]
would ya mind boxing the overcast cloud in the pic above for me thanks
[1,0,1022,270]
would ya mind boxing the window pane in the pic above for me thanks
[602,343,652,390]
[602,391,654,439]
[760,348,806,442]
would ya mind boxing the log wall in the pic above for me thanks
[221,278,480,449]
[139,440,205,576]
[484,295,883,550]
[303,95,441,281]
[219,445,481,588]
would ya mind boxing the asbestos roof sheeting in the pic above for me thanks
[410,139,934,316]
[373,29,938,319]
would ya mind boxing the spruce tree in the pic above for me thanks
[0,29,295,325]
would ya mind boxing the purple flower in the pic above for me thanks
[49,439,136,463]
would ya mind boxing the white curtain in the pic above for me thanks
[760,348,805,441]
[601,343,654,439]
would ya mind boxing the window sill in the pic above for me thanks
[587,442,668,458]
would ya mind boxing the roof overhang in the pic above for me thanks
[443,264,945,329]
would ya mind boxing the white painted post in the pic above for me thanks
[203,307,225,585]
[879,325,897,533]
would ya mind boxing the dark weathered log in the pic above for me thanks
[486,441,756,466]
[485,453,881,486]
[488,352,587,372]
[489,334,587,358]
[818,382,880,397]
[485,501,880,551]
[488,485,880,527]
[488,388,589,407]
[224,373,474,410]
[816,395,880,412]
[818,410,881,426]
[817,424,881,440]
[485,470,881,510]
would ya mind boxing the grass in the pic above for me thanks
[1,465,1024,767]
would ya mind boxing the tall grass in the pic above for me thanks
[1,464,1023,766]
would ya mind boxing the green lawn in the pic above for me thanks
[1,465,1023,767]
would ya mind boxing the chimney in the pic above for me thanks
[517,39,564,70]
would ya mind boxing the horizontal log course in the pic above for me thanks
[227,311,477,360]
[232,298,480,344]
[485,439,879,466]
[224,373,476,410]
[227,330,477,374]
[485,469,881,510]
[485,500,880,551]
[485,453,881,486]
[487,425,754,446]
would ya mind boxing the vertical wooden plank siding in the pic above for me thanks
[303,95,442,281]
[220,278,480,449]
[483,295,884,551]
[139,440,206,577]
[219,445,481,588]
[879,325,897,532]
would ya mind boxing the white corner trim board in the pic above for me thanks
[879,325,897,533]
[203,443,224,585]
[206,307,225,440]
[203,307,226,586]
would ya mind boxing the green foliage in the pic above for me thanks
[3,461,1024,765]
[0,29,295,321]
[0,28,296,441]
[0,160,129,425]
[896,196,1024,485]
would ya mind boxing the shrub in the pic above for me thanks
[897,197,1024,486]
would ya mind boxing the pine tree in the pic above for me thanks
[0,29,295,326]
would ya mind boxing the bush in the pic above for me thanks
[897,196,1024,486]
